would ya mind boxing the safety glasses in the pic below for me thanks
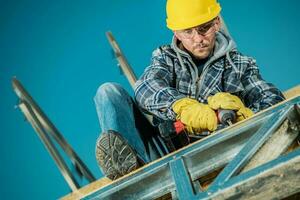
[177,19,217,39]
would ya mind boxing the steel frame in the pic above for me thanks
[83,97,300,200]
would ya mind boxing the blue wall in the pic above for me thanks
[1,0,299,199]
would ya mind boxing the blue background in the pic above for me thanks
[1,0,299,199]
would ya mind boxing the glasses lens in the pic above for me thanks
[180,20,215,39]
[196,22,214,34]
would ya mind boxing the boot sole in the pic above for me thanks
[96,130,139,180]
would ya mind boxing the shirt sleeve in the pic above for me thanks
[240,58,285,112]
[134,48,186,120]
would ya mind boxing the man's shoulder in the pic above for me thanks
[152,44,177,59]
[229,50,256,64]
[223,50,259,74]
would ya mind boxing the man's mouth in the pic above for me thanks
[195,45,208,51]
[194,43,209,49]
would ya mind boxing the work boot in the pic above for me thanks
[95,130,140,180]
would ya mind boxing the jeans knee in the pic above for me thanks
[94,82,130,105]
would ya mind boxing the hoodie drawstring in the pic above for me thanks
[226,52,241,79]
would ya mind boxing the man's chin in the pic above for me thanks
[193,50,210,60]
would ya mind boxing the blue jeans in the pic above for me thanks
[94,82,163,163]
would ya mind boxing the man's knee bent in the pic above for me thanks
[94,82,130,103]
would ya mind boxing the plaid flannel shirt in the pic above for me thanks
[134,34,285,121]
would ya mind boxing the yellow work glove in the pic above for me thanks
[236,107,254,122]
[207,92,244,110]
[207,92,254,122]
[172,98,217,134]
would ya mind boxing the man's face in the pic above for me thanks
[174,17,221,60]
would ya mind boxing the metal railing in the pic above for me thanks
[12,77,96,191]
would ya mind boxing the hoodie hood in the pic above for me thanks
[171,29,238,99]
[172,29,237,64]
[171,30,238,83]
[213,30,236,59]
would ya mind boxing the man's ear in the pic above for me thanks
[174,31,182,41]
[214,16,221,32]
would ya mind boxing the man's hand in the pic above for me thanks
[207,92,244,110]
[236,107,254,121]
[172,98,217,134]
[207,92,254,122]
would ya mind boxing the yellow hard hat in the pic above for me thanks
[166,0,222,30]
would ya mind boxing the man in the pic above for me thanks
[94,0,285,180]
